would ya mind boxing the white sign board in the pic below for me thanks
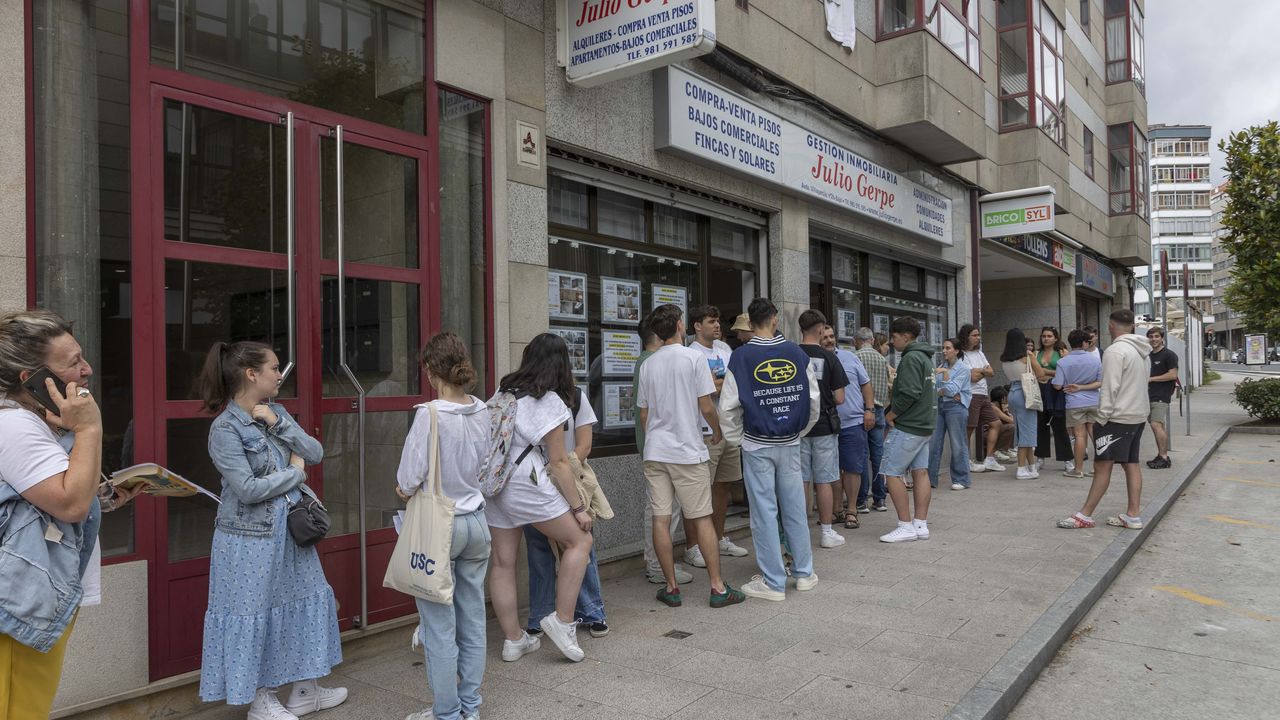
[655,65,954,245]
[565,0,716,87]
[979,190,1056,239]
[1245,334,1267,366]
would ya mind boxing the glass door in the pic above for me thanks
[146,87,430,676]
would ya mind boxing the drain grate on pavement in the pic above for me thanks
[663,630,692,640]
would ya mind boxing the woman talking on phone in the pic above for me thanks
[196,341,345,720]
[0,310,107,718]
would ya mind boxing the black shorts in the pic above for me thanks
[1093,422,1144,463]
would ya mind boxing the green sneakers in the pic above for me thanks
[656,586,682,607]
[710,584,746,608]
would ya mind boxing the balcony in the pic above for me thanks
[873,32,986,164]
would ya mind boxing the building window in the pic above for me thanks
[1080,0,1090,31]
[998,1,1067,146]
[1154,191,1212,211]
[878,1,981,72]
[1152,139,1210,157]
[1108,123,1148,218]
[1155,218,1212,235]
[1156,244,1213,263]
[1104,0,1144,93]
[1153,165,1212,184]
[1084,127,1095,179]
[546,173,761,456]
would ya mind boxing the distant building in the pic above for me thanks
[1134,124,1213,335]
[1210,182,1242,349]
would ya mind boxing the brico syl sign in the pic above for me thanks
[978,189,1056,239]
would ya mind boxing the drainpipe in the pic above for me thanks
[970,188,982,324]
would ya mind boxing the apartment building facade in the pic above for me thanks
[1134,124,1213,334]
[1209,182,1242,350]
[2,1,1149,713]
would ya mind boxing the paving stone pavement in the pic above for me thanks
[156,376,1249,720]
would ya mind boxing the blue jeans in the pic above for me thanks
[858,407,887,505]
[929,400,971,488]
[742,444,813,592]
[416,509,491,720]
[523,526,605,627]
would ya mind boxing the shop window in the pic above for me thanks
[596,188,646,242]
[33,0,135,558]
[653,204,699,251]
[438,89,491,394]
[870,256,895,290]
[878,1,981,72]
[549,176,590,229]
[998,0,1067,147]
[1108,123,1148,218]
[150,0,428,134]
[709,219,756,264]
[1104,0,1144,93]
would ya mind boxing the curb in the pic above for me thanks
[945,423,1235,720]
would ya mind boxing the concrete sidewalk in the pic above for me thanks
[1010,417,1280,718]
[98,375,1247,720]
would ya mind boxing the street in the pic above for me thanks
[1210,361,1280,376]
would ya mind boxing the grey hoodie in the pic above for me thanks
[1097,333,1152,425]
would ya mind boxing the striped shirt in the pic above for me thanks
[856,346,891,407]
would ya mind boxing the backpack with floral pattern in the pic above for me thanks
[476,391,536,497]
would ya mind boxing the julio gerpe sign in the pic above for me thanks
[654,65,954,245]
[565,0,716,87]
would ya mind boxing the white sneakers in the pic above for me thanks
[283,681,347,717]
[1064,460,1076,473]
[501,631,540,662]
[951,482,966,490]
[879,524,918,543]
[969,461,988,474]
[1035,458,1045,471]
[538,613,585,663]
[1016,465,1040,480]
[248,689,298,720]
[740,575,785,601]
[794,572,819,591]
[983,456,1006,472]
[994,450,1017,464]
[913,520,930,540]
[684,545,707,568]
[819,530,846,548]
[719,536,750,557]
[647,565,694,584]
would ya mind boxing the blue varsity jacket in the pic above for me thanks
[720,334,820,447]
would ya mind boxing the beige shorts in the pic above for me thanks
[1066,406,1100,428]
[705,436,743,484]
[1148,401,1170,425]
[643,460,713,519]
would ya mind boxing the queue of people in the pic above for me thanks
[0,302,1180,720]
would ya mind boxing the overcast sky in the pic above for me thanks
[1146,0,1280,182]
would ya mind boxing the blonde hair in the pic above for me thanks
[0,309,74,397]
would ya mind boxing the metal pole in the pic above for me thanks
[333,125,369,630]
[280,112,296,381]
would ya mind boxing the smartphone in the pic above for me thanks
[21,367,68,416]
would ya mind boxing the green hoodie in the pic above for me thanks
[889,340,938,437]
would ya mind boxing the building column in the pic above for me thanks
[0,0,25,309]
[767,196,809,341]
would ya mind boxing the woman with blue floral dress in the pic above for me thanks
[196,341,346,720]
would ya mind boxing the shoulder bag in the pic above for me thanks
[384,403,457,604]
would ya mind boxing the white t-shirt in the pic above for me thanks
[565,388,597,456]
[967,348,992,396]
[396,397,490,514]
[636,343,716,464]
[688,339,732,433]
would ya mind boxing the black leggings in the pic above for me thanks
[1036,410,1072,461]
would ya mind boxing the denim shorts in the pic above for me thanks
[1008,383,1038,448]
[838,425,867,474]
[800,434,840,484]
[880,428,931,477]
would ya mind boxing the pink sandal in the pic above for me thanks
[1057,513,1095,529]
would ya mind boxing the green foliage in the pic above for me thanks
[1232,377,1280,421]
[1203,368,1221,385]
[1219,122,1280,338]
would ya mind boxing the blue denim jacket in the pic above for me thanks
[0,431,100,652]
[209,402,324,538]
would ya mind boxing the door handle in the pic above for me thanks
[280,111,297,381]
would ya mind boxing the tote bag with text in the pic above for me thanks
[384,403,457,604]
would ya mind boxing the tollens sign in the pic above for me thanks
[564,0,716,87]
[979,190,1056,239]
[655,66,954,245]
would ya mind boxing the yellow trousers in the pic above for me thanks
[0,617,76,720]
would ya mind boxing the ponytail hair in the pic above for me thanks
[197,341,273,413]
[420,331,477,391]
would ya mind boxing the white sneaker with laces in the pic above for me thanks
[284,680,347,717]
[983,457,1006,472]
[879,524,918,543]
[684,545,707,568]
[1065,460,1076,473]
[647,565,694,584]
[405,712,434,720]
[995,450,1016,463]
[969,461,988,474]
[951,482,966,490]
[794,572,819,591]
[718,536,749,557]
[740,575,785,601]
[248,689,299,720]
[538,614,585,663]
[819,530,846,548]
[501,631,540,662]
[1015,466,1034,480]
[912,521,930,540]
[1035,458,1045,471]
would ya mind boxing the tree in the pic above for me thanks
[1220,122,1280,338]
